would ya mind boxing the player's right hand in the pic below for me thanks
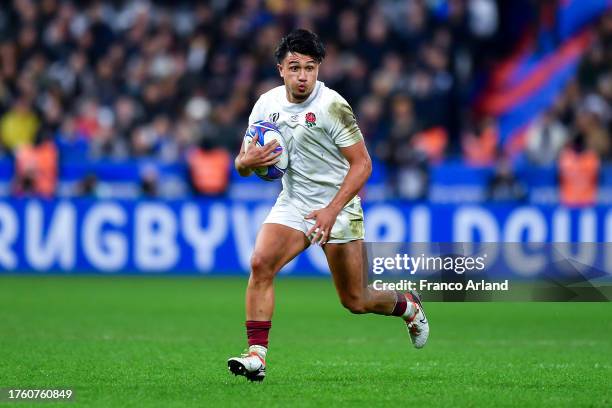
[240,134,282,170]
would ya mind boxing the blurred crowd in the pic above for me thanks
[494,8,612,206]
[0,0,610,203]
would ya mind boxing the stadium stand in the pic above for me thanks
[0,0,610,205]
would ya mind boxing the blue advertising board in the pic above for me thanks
[0,199,610,274]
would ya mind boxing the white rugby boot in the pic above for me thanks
[405,290,430,349]
[227,345,267,382]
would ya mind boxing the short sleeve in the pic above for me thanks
[326,93,363,148]
[248,96,265,125]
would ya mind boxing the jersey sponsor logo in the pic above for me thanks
[305,112,317,128]
[290,114,299,122]
[269,112,279,123]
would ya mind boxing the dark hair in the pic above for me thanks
[274,29,326,64]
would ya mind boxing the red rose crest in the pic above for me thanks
[305,112,317,128]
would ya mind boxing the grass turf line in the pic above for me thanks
[0,276,610,407]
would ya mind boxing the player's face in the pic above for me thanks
[277,52,319,103]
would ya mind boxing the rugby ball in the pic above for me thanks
[243,120,288,181]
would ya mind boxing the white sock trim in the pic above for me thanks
[402,296,416,319]
[249,345,267,359]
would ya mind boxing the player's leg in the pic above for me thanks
[323,239,395,314]
[323,239,429,348]
[229,223,309,381]
[246,223,309,321]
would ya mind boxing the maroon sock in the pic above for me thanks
[391,291,407,316]
[246,320,272,348]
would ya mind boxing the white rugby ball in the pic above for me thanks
[243,120,288,181]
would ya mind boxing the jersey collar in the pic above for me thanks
[281,81,323,112]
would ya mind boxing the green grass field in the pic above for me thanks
[0,276,611,407]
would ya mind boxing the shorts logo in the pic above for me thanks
[305,112,317,128]
[269,112,279,123]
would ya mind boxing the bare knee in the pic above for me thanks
[250,252,275,285]
[340,295,367,314]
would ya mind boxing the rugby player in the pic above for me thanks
[228,29,429,382]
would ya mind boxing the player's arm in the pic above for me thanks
[306,140,371,244]
[234,134,281,177]
[328,140,372,212]
[235,139,253,177]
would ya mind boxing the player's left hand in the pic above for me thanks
[305,206,339,246]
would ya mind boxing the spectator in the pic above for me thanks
[359,9,394,70]
[357,95,386,144]
[462,117,498,167]
[487,155,527,202]
[525,110,568,166]
[376,93,429,198]
[558,133,600,207]
[188,143,231,196]
[0,96,40,151]
[576,94,611,159]
[13,138,58,197]
[413,125,448,163]
[55,116,88,160]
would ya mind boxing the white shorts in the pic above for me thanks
[263,195,365,244]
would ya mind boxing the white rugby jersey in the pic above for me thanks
[248,81,364,212]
